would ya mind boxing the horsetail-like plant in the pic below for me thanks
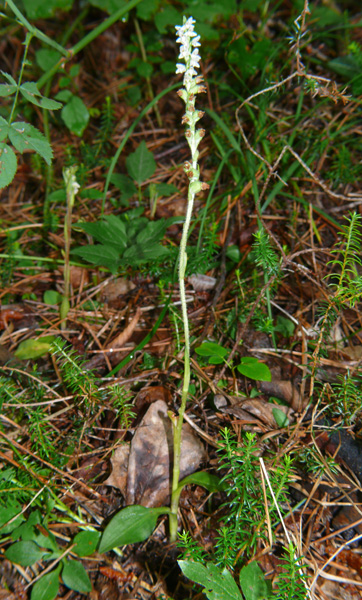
[169,16,209,541]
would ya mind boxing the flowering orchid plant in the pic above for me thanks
[169,16,209,541]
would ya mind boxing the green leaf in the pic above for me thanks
[179,560,243,600]
[73,530,101,557]
[122,242,168,264]
[239,561,272,600]
[226,245,241,263]
[22,0,72,18]
[61,95,89,137]
[19,82,62,110]
[274,316,295,338]
[0,116,10,142]
[327,56,361,79]
[14,336,56,360]
[11,510,41,541]
[136,219,167,245]
[110,173,137,203]
[99,506,169,553]
[0,83,16,97]
[0,143,17,189]
[195,342,228,359]
[0,504,25,534]
[272,408,289,428]
[62,560,92,593]
[30,565,61,600]
[5,541,46,566]
[237,358,271,382]
[71,244,120,274]
[9,122,53,165]
[177,472,225,493]
[136,61,153,78]
[126,140,156,185]
[76,219,127,249]
[154,6,180,33]
[43,290,63,305]
[36,49,62,72]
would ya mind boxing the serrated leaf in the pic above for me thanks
[110,173,137,202]
[1,71,17,86]
[126,140,156,185]
[22,0,73,19]
[237,357,271,381]
[0,143,17,189]
[73,530,100,557]
[179,561,243,600]
[61,95,89,136]
[30,565,61,600]
[14,336,56,360]
[20,82,62,110]
[122,242,168,263]
[136,220,167,245]
[72,244,120,274]
[0,83,16,97]
[0,116,10,142]
[99,506,168,553]
[5,541,46,566]
[9,122,53,165]
[62,560,92,593]
[239,561,272,600]
[76,219,127,249]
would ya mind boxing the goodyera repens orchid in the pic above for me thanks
[169,17,209,542]
[175,16,209,195]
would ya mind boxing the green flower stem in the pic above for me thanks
[169,16,208,542]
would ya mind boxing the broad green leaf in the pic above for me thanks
[136,0,158,20]
[110,173,137,203]
[150,182,179,197]
[5,541,46,566]
[73,530,100,557]
[72,244,120,274]
[9,122,53,165]
[274,316,295,338]
[237,358,271,382]
[195,342,228,359]
[136,220,167,245]
[226,245,240,263]
[62,560,92,593]
[36,49,62,72]
[122,242,168,263]
[239,561,272,600]
[0,504,25,534]
[20,83,62,110]
[22,0,72,19]
[30,565,61,600]
[272,408,289,428]
[154,6,180,33]
[136,61,153,78]
[178,472,225,493]
[76,219,127,249]
[61,95,89,137]
[11,510,41,541]
[14,335,56,360]
[179,561,243,600]
[99,505,169,553]
[88,0,127,13]
[126,140,156,185]
[0,83,16,97]
[43,290,63,305]
[0,143,17,189]
[327,56,361,79]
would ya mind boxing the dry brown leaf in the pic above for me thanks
[105,400,205,507]
[259,379,303,411]
[215,395,293,430]
[106,308,141,350]
[100,278,136,303]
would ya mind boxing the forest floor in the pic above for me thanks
[1,1,362,599]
